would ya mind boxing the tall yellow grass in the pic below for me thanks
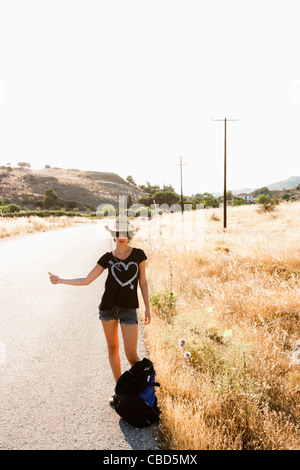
[136,202,300,450]
[0,215,92,239]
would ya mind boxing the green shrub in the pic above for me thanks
[1,204,21,213]
[150,289,177,322]
[257,194,279,212]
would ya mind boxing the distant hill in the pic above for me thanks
[0,167,146,210]
[264,176,300,191]
[231,176,300,196]
[251,185,300,202]
[247,176,300,202]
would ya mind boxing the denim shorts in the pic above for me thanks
[99,306,138,325]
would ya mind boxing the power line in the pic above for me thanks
[212,117,239,229]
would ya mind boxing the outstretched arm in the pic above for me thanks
[48,264,104,286]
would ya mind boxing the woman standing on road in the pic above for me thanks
[48,216,151,392]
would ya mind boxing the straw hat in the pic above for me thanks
[104,216,137,239]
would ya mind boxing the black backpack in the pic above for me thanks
[113,358,160,428]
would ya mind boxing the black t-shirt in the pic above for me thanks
[97,247,147,310]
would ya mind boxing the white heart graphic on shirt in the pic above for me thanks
[111,261,139,287]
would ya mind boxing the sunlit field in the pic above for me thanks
[136,202,300,450]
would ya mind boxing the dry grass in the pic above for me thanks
[135,202,300,450]
[0,215,93,239]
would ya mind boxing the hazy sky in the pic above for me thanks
[0,0,299,196]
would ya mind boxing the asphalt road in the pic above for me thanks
[0,222,158,450]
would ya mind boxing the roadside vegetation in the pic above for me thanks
[136,201,300,450]
[0,215,95,239]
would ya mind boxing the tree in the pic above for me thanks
[162,183,176,193]
[226,190,233,203]
[17,162,31,169]
[126,175,136,186]
[138,181,160,195]
[258,186,270,195]
[201,192,219,208]
[152,190,180,205]
[44,196,54,209]
[44,188,58,209]
[44,188,58,201]
[192,193,203,202]
[137,195,154,206]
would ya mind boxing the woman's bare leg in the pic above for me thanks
[101,320,121,382]
[120,323,140,367]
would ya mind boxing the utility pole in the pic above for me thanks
[180,156,183,215]
[212,117,239,229]
[175,156,188,215]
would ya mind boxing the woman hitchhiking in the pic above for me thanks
[48,216,151,402]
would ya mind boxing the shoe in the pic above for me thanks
[109,395,115,406]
